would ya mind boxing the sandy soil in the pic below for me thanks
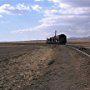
[0,44,90,90]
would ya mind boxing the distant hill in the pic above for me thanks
[68,36,90,42]
[20,40,46,43]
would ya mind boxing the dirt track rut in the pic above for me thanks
[0,45,90,90]
[25,45,90,90]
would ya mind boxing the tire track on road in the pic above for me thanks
[27,45,90,90]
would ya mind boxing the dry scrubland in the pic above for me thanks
[68,41,90,55]
[0,43,55,90]
[0,42,90,90]
[68,41,90,48]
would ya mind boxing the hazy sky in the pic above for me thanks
[0,0,90,41]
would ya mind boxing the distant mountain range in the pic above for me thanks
[68,36,90,42]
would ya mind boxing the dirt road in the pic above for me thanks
[0,45,90,90]
[22,45,89,90]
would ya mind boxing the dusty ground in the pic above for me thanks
[68,41,90,55]
[68,41,90,48]
[0,43,90,90]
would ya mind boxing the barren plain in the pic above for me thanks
[0,42,90,90]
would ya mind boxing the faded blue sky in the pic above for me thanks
[0,0,90,41]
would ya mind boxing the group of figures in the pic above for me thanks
[46,31,67,45]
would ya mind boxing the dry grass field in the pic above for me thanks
[0,41,90,90]
[68,41,90,47]
[68,41,90,55]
